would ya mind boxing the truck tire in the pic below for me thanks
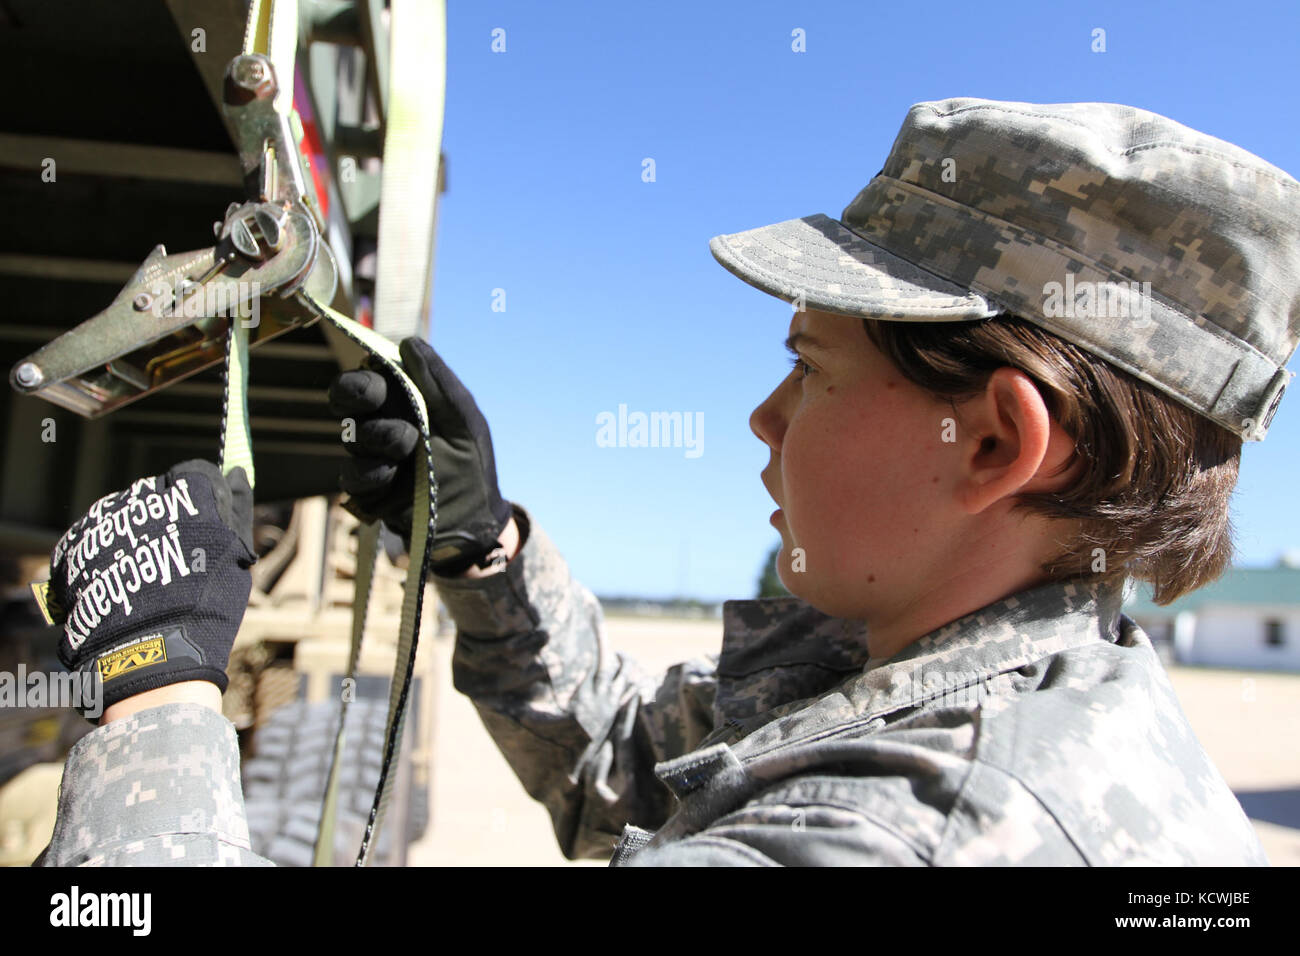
[241,698,417,866]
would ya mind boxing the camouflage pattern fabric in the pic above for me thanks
[36,703,270,866]
[710,98,1300,441]
[36,506,1267,866]
[442,509,1267,866]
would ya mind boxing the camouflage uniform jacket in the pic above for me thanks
[37,506,1267,866]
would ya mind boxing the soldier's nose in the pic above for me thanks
[750,386,787,450]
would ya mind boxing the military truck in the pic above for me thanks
[0,0,446,865]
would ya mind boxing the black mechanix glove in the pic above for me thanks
[46,459,256,720]
[328,337,513,577]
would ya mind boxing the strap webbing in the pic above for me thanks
[229,0,441,868]
[303,307,434,866]
[314,518,377,866]
[373,0,445,342]
[222,296,435,867]
[219,320,254,487]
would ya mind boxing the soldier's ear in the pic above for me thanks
[952,368,1055,515]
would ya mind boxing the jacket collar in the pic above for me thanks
[714,576,1127,732]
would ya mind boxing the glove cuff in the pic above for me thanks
[426,545,498,578]
[74,624,230,723]
[424,497,515,575]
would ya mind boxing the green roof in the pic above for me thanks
[1123,565,1300,617]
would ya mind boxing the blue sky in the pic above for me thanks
[427,0,1300,601]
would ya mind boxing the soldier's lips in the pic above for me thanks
[770,508,783,526]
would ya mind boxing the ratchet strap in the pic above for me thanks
[224,0,444,867]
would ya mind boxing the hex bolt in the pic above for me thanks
[231,56,275,98]
[235,59,264,86]
[14,362,43,388]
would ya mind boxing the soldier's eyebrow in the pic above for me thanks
[784,332,834,355]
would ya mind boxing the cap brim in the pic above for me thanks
[710,213,999,320]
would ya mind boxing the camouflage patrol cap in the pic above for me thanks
[710,97,1300,441]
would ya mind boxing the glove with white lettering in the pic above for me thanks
[328,338,513,577]
[46,459,256,720]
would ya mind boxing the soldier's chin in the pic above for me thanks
[775,546,863,618]
[774,541,802,595]
[782,574,862,620]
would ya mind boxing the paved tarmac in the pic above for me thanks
[407,615,1300,866]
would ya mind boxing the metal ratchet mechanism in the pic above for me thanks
[9,53,338,417]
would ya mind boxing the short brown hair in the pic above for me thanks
[862,315,1241,604]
